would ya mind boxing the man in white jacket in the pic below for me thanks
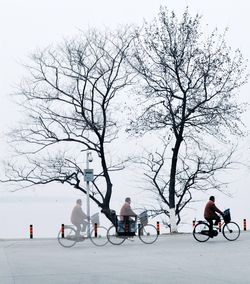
[71,199,89,237]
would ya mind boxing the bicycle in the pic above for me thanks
[107,211,159,245]
[193,209,240,242]
[57,213,108,248]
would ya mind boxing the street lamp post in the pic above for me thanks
[84,151,93,238]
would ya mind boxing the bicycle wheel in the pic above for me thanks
[107,225,126,245]
[193,222,210,242]
[139,224,158,244]
[222,222,240,241]
[90,225,108,246]
[57,226,77,248]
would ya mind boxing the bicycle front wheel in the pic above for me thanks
[139,224,158,244]
[107,225,126,245]
[193,222,210,242]
[90,225,108,246]
[222,222,240,241]
[57,226,77,248]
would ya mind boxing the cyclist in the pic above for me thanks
[71,199,89,237]
[204,196,223,237]
[120,197,137,233]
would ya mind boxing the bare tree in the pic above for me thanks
[1,28,133,224]
[130,7,248,231]
[136,139,236,228]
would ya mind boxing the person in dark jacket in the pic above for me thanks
[204,196,223,237]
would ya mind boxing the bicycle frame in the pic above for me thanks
[211,219,235,234]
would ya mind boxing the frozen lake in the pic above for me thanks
[0,231,250,283]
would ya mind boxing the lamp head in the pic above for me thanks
[88,152,93,162]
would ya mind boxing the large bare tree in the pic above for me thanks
[135,138,236,229]
[130,7,248,231]
[2,28,133,224]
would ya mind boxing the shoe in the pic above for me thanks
[213,230,218,237]
[127,237,135,241]
[208,232,214,238]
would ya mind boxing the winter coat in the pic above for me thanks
[120,202,137,220]
[204,200,222,219]
[71,204,87,224]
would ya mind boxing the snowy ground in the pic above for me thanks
[0,231,250,284]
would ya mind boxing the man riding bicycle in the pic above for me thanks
[71,199,89,237]
[119,197,137,233]
[204,196,223,237]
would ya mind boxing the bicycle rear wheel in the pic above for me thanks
[139,224,158,244]
[107,225,126,245]
[90,225,108,246]
[57,226,77,248]
[193,222,210,242]
[222,222,240,241]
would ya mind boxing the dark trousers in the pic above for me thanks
[205,215,221,235]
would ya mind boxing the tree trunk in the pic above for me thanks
[169,208,177,233]
[169,138,182,233]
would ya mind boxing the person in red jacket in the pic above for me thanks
[204,196,223,237]
[120,197,137,221]
[119,197,137,233]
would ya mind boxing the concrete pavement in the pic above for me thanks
[0,232,250,283]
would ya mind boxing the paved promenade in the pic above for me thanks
[1,232,250,284]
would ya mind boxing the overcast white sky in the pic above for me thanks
[0,0,250,237]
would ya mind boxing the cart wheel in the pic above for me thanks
[107,225,126,245]
[138,224,158,244]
